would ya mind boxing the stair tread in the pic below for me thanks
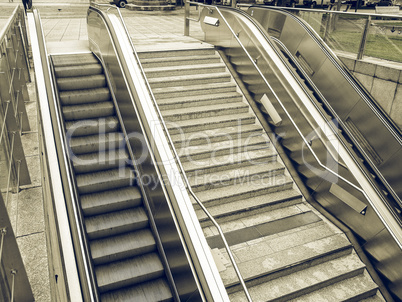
[229,253,366,301]
[90,229,156,265]
[196,188,302,222]
[72,149,128,174]
[288,271,379,302]
[162,101,248,117]
[157,91,242,108]
[62,101,114,121]
[179,133,270,159]
[55,63,103,77]
[65,116,119,137]
[166,113,255,133]
[95,253,164,292]
[195,174,293,204]
[152,81,237,96]
[144,62,224,73]
[76,167,133,194]
[101,278,172,302]
[218,233,352,287]
[85,207,148,238]
[69,132,124,155]
[140,54,219,64]
[149,72,229,84]
[172,124,263,146]
[52,53,98,67]
[60,87,110,105]
[190,161,285,189]
[183,148,277,173]
[57,74,106,91]
[80,186,142,216]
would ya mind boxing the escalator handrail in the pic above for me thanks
[196,5,402,248]
[27,9,94,302]
[92,3,252,301]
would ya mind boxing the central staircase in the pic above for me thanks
[139,46,385,301]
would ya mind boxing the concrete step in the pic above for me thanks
[72,148,129,174]
[144,62,225,78]
[166,113,256,135]
[157,92,243,111]
[85,207,148,240]
[54,63,103,78]
[60,87,110,106]
[90,229,156,265]
[217,233,353,289]
[62,101,115,121]
[57,74,106,91]
[178,134,270,163]
[359,292,386,302]
[137,48,216,59]
[162,102,249,122]
[95,253,165,293]
[196,189,302,227]
[76,167,134,195]
[65,117,119,137]
[172,124,263,147]
[152,82,238,99]
[190,161,285,192]
[149,72,231,89]
[140,54,220,68]
[80,186,142,217]
[69,132,124,155]
[229,253,367,301]
[194,174,293,207]
[289,271,379,301]
[101,278,173,302]
[183,148,277,176]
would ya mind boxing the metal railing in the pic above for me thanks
[0,5,31,205]
[94,2,251,301]
[0,6,35,302]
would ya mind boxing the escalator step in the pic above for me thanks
[60,87,110,106]
[80,186,142,216]
[72,149,129,174]
[100,278,173,302]
[57,74,106,91]
[85,207,148,240]
[65,117,119,137]
[52,53,99,67]
[95,253,165,293]
[76,167,134,195]
[90,229,156,265]
[69,132,124,155]
[62,101,115,121]
[54,63,103,78]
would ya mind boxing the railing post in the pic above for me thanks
[184,0,190,36]
[357,15,371,60]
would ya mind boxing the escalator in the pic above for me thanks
[27,6,225,302]
[52,52,175,301]
[197,5,402,301]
